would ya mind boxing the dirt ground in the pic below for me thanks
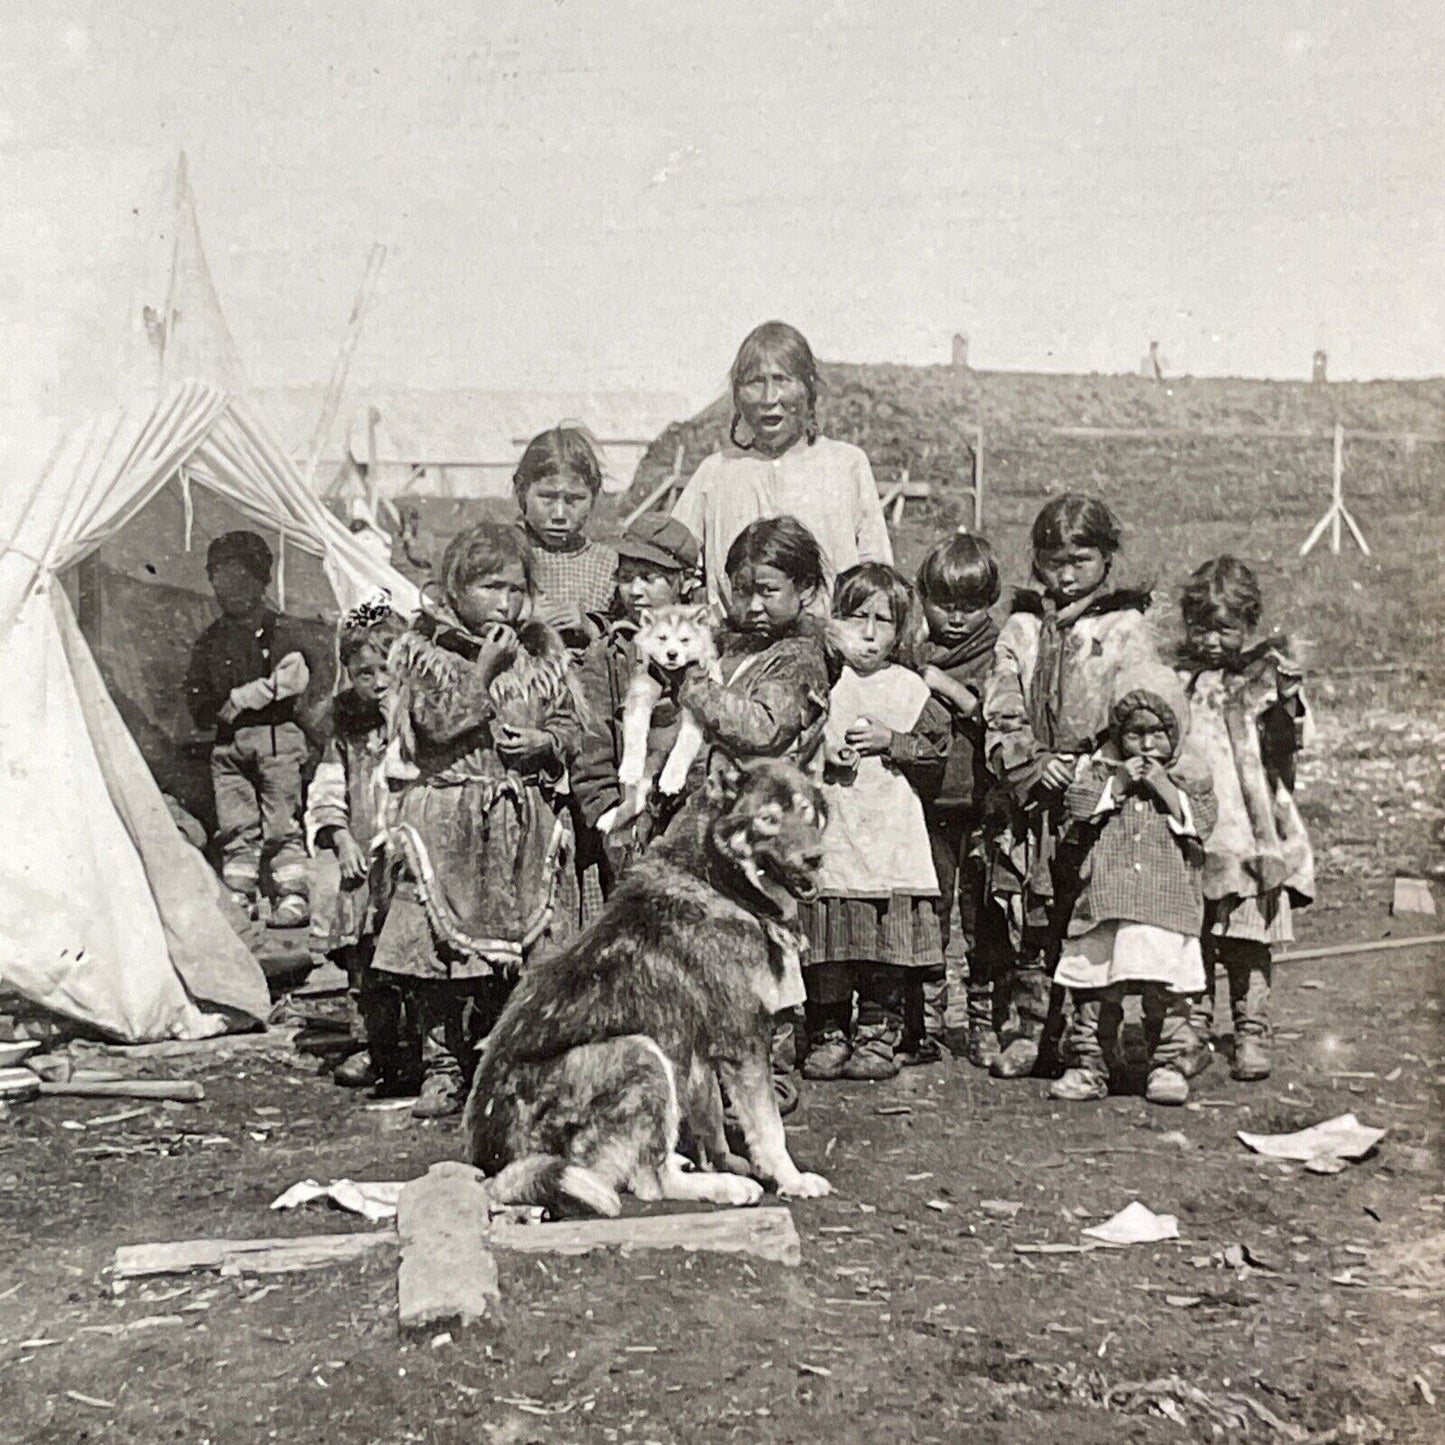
[2,699,1442,1444]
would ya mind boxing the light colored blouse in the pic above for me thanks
[671,435,892,606]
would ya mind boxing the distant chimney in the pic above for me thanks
[1313,350,1328,384]
[952,333,969,369]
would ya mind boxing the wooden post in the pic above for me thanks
[1299,424,1370,558]
[621,442,687,529]
[1331,423,1343,554]
[973,424,985,532]
[366,405,381,520]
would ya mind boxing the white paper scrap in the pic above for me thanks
[1080,1201,1180,1246]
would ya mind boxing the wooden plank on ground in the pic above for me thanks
[488,1205,801,1267]
[396,1162,500,1332]
[1392,878,1437,917]
[113,1231,393,1280]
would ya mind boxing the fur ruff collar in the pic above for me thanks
[1010,583,1153,620]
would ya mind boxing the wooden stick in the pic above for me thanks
[1277,932,1445,964]
[487,1205,801,1266]
[38,1079,204,1102]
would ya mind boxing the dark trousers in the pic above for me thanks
[333,940,417,1086]
[805,960,908,1038]
[928,808,1011,1035]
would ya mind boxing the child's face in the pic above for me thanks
[209,561,267,618]
[1119,707,1172,762]
[1034,543,1108,604]
[616,559,683,623]
[921,595,991,646]
[1185,614,1248,665]
[347,652,389,705]
[729,563,811,635]
[518,473,595,550]
[833,590,898,676]
[735,351,808,455]
[454,561,529,631]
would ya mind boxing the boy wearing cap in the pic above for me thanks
[184,530,316,928]
[571,513,702,900]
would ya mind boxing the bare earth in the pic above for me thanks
[1,700,1442,1445]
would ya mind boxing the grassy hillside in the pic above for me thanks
[631,367,1445,678]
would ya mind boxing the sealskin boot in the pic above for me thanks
[802,1030,852,1081]
[1048,1066,1108,1102]
[841,1019,901,1081]
[1145,1065,1190,1106]
[1231,1035,1272,1082]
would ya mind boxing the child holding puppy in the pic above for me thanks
[800,562,949,1082]
[306,597,414,1093]
[572,513,703,902]
[1173,556,1314,1082]
[372,523,583,1118]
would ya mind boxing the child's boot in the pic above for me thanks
[842,1014,901,1080]
[991,962,1049,1078]
[334,1050,376,1088]
[1225,942,1272,1082]
[1049,1066,1108,1101]
[1144,1066,1189,1105]
[1142,986,1193,1104]
[898,974,945,1067]
[1048,988,1110,1101]
[803,1030,853,1080]
[963,983,1000,1069]
[412,1060,464,1119]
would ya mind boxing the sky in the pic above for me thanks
[3,0,1443,421]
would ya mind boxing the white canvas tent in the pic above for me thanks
[0,156,418,1041]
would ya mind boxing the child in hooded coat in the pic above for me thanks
[983,495,1161,1080]
[1050,662,1218,1105]
[1171,556,1314,1083]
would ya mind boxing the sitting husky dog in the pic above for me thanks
[466,757,832,1215]
[599,602,720,835]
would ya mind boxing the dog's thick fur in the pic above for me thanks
[465,757,832,1215]
[605,603,721,832]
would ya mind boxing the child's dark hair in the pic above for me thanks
[724,515,826,596]
[729,321,819,449]
[834,562,922,667]
[206,530,272,582]
[1180,555,1263,631]
[915,532,1001,608]
[513,426,604,499]
[1030,494,1123,556]
[339,598,405,667]
[437,522,535,607]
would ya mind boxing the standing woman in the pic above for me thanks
[672,321,892,607]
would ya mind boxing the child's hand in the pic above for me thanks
[1039,755,1074,791]
[537,599,584,633]
[217,694,241,726]
[473,624,519,686]
[335,831,368,885]
[495,724,555,772]
[844,716,893,756]
[825,744,860,784]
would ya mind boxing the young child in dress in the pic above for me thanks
[674,515,833,1114]
[671,321,892,608]
[1173,556,1314,1082]
[1050,663,1217,1105]
[514,426,619,652]
[184,530,317,928]
[798,563,948,1082]
[916,532,1012,1068]
[984,495,1160,1080]
[372,523,583,1119]
[306,597,414,1093]
[571,513,702,905]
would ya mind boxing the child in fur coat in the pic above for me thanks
[372,523,583,1119]
[983,495,1162,1080]
[306,598,414,1093]
[1172,556,1314,1083]
[1051,663,1217,1106]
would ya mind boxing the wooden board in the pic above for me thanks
[113,1231,393,1279]
[488,1205,801,1267]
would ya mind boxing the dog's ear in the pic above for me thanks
[684,603,713,626]
[704,752,744,808]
